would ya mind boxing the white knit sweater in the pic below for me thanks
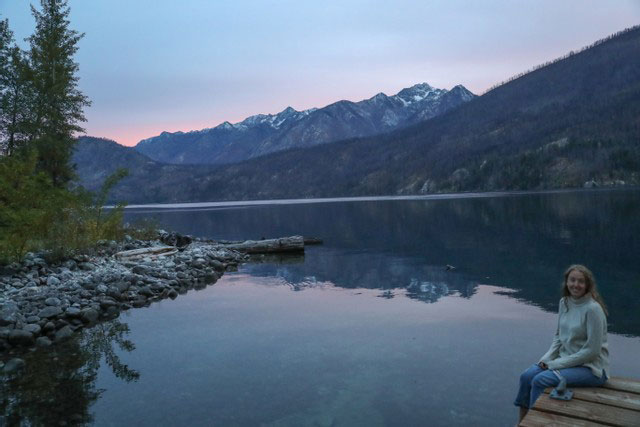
[539,294,609,378]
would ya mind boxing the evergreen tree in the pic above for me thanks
[0,18,15,154]
[0,19,34,156]
[27,0,90,186]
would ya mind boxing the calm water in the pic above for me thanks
[2,189,640,426]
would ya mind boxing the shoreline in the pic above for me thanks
[0,231,293,369]
[118,186,640,210]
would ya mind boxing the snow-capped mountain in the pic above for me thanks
[135,83,476,165]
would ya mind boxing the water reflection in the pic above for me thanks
[125,189,640,336]
[0,319,139,426]
[242,254,475,304]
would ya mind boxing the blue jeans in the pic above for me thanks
[514,364,607,409]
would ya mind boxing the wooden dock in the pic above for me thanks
[519,376,640,426]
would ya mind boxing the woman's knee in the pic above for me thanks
[520,364,541,384]
[519,370,532,384]
[532,371,557,389]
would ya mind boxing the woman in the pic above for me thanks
[514,265,609,423]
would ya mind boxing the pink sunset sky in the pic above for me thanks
[2,0,639,146]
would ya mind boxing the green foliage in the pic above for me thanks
[25,0,91,186]
[0,153,129,263]
[0,2,130,264]
[124,216,161,241]
[0,151,58,262]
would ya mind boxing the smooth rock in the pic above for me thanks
[26,315,41,323]
[95,284,108,294]
[44,297,62,306]
[81,308,99,323]
[36,336,52,347]
[2,358,25,374]
[46,276,61,286]
[38,306,63,318]
[210,259,225,271]
[114,281,130,293]
[65,307,82,317]
[138,286,154,297]
[23,323,41,335]
[55,325,74,342]
[81,280,97,290]
[0,302,19,326]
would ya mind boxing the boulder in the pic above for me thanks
[38,306,63,319]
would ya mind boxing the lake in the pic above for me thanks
[3,189,640,426]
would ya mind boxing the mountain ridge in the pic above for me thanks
[134,82,476,165]
[74,26,640,203]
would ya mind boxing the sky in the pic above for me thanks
[1,1,639,147]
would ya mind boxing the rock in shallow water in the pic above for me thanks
[8,329,34,347]
[55,325,73,342]
[36,336,52,347]
[81,308,99,323]
[2,358,25,373]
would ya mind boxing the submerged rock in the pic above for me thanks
[2,358,25,374]
[8,330,34,347]
[54,325,74,342]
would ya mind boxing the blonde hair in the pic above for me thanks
[562,264,608,316]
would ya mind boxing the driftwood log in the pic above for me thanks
[222,235,305,254]
[114,246,178,261]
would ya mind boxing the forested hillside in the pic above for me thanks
[75,26,640,203]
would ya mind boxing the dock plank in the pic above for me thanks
[519,410,608,427]
[534,394,640,427]
[604,378,640,395]
[543,387,640,411]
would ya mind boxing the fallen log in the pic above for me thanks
[303,237,323,245]
[222,235,305,254]
[115,246,178,261]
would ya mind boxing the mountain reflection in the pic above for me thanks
[125,189,640,336]
[0,319,139,426]
[241,253,477,304]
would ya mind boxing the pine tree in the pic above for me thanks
[27,0,90,186]
[0,19,34,156]
[0,18,15,154]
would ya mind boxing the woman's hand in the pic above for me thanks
[538,362,548,370]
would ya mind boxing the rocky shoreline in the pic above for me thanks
[0,231,258,370]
